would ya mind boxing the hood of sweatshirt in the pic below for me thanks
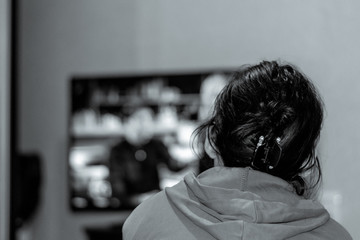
[165,167,330,240]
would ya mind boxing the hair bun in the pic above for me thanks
[258,100,295,134]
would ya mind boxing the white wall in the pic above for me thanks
[0,0,11,239]
[18,1,137,240]
[19,1,360,239]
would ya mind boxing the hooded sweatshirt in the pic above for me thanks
[122,167,352,240]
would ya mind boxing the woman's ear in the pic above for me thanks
[204,135,217,159]
[204,127,223,166]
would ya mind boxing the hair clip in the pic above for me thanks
[251,136,266,169]
[251,136,282,171]
[267,137,282,170]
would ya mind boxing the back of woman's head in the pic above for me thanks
[194,60,324,197]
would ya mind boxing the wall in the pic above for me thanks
[19,1,360,240]
[0,0,11,239]
[18,1,137,240]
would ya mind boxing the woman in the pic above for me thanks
[122,61,352,240]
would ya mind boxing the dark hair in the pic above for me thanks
[193,60,324,197]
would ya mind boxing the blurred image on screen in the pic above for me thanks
[68,71,230,210]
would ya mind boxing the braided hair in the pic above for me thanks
[193,60,324,197]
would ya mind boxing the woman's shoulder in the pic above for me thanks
[288,217,353,240]
[122,183,197,240]
[122,191,167,239]
[316,218,352,240]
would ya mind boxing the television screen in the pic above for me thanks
[68,70,231,211]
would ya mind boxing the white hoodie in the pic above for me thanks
[123,167,352,240]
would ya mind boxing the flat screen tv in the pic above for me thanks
[68,69,232,211]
